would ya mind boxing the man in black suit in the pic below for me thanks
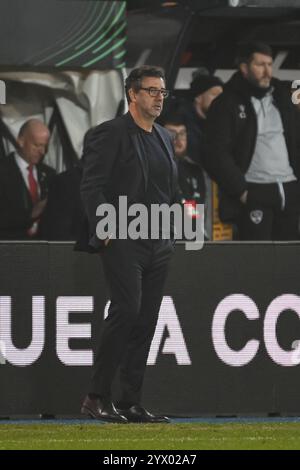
[77,66,178,423]
[0,119,55,240]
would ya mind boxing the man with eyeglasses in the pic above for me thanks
[76,65,177,423]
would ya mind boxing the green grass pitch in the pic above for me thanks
[1,422,300,450]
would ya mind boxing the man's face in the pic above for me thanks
[18,130,49,165]
[165,124,187,158]
[195,86,223,116]
[241,52,273,89]
[134,76,166,119]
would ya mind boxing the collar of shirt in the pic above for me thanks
[251,88,274,118]
[14,153,39,193]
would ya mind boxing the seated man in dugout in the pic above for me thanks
[0,119,55,240]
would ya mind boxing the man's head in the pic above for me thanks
[190,74,223,118]
[125,65,168,120]
[17,119,50,165]
[237,42,273,89]
[164,115,187,159]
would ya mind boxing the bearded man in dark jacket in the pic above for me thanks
[204,42,300,240]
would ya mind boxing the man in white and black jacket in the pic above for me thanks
[204,42,300,240]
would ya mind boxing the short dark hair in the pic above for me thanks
[162,112,186,128]
[125,65,166,104]
[236,41,273,66]
[190,74,223,98]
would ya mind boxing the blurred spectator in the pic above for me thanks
[164,114,205,237]
[175,73,223,238]
[205,42,300,241]
[40,163,84,241]
[164,114,205,205]
[0,119,55,239]
[180,73,223,168]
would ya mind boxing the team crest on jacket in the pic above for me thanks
[238,105,247,119]
[250,210,263,225]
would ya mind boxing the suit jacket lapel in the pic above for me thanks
[37,165,46,199]
[153,123,177,197]
[153,123,175,165]
[11,154,32,209]
[125,112,148,192]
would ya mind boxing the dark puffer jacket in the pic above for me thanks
[204,72,300,222]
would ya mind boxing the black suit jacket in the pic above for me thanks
[0,153,56,240]
[75,112,178,253]
[39,165,84,241]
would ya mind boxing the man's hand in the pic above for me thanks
[31,199,47,220]
[240,190,248,205]
[104,237,111,247]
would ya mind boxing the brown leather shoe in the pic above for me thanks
[81,395,128,423]
[116,404,170,423]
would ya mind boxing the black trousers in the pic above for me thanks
[90,238,174,406]
[237,181,300,241]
